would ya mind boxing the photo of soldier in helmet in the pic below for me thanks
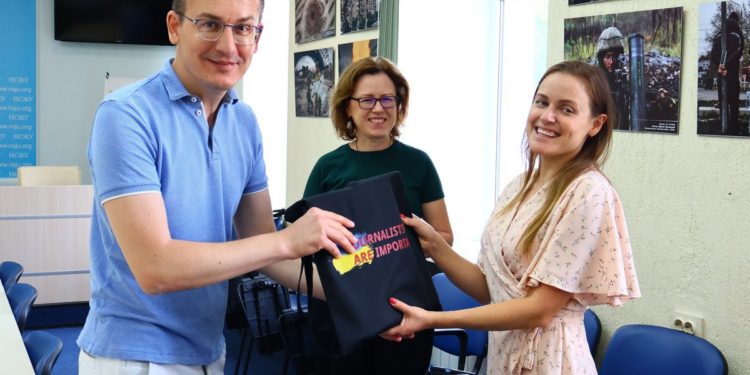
[564,8,683,134]
[596,26,631,130]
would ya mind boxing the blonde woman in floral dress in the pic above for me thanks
[383,60,641,374]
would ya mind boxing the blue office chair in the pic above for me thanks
[7,282,38,331]
[24,330,63,375]
[600,324,728,375]
[1,260,24,293]
[429,273,488,375]
[583,308,601,358]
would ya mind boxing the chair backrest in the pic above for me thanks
[24,330,63,375]
[600,324,728,375]
[7,282,38,331]
[431,273,488,357]
[0,260,24,293]
[583,308,601,357]
[17,166,81,186]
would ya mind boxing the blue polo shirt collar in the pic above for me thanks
[161,59,240,105]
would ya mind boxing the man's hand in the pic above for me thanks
[280,207,357,259]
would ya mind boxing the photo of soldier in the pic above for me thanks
[596,27,630,130]
[294,48,335,117]
[341,0,380,34]
[698,1,750,137]
[565,7,683,134]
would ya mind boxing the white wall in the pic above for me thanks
[243,0,290,209]
[550,1,750,372]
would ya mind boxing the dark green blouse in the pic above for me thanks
[303,140,445,217]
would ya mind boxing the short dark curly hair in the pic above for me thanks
[330,57,409,141]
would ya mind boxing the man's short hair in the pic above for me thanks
[172,0,266,19]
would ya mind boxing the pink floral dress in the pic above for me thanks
[478,170,640,374]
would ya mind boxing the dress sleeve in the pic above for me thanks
[519,172,641,307]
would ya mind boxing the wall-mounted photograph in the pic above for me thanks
[294,48,335,117]
[565,7,683,134]
[295,0,335,44]
[569,0,607,5]
[698,1,750,137]
[338,39,378,77]
[341,0,380,34]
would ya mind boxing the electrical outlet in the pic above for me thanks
[671,310,704,338]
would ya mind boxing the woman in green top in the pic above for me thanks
[304,57,453,374]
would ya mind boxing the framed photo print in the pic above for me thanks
[294,48,335,117]
[338,39,378,77]
[565,7,683,134]
[697,1,750,137]
[569,0,607,5]
[295,0,335,43]
[341,0,380,34]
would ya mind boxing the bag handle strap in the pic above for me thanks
[301,255,313,315]
[250,280,265,336]
[282,203,311,316]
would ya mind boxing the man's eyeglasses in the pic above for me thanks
[175,11,263,46]
[349,95,399,109]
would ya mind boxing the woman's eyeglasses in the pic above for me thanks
[349,95,399,109]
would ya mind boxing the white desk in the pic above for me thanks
[0,289,35,374]
[0,185,93,304]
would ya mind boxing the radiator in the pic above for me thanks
[430,347,486,374]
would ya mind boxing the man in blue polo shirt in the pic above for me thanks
[77,0,357,373]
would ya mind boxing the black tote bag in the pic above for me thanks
[284,171,442,357]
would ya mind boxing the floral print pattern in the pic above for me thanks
[478,170,640,374]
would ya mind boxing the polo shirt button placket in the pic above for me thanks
[195,109,202,117]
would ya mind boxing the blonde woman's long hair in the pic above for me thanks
[500,60,616,257]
